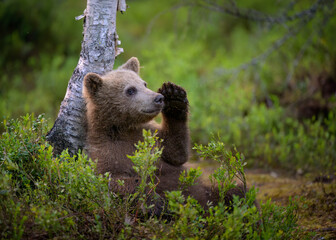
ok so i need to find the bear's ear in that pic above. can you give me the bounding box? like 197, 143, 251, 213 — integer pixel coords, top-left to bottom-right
84, 73, 103, 96
118, 57, 140, 74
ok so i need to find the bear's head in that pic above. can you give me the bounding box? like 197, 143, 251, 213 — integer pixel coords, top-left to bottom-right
83, 57, 164, 129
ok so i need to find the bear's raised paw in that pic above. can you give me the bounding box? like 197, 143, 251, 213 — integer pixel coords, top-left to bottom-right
158, 82, 189, 120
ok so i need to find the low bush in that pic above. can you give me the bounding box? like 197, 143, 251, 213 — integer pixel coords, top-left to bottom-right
0, 115, 307, 239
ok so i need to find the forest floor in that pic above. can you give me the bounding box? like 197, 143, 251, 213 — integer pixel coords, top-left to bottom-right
247, 169, 336, 239
186, 162, 336, 239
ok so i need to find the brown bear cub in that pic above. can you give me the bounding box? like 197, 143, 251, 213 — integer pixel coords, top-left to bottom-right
83, 57, 245, 212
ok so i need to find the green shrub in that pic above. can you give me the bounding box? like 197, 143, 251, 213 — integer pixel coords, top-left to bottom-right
0, 114, 48, 188
0, 115, 117, 238
194, 141, 247, 201
0, 115, 305, 239
262, 112, 336, 173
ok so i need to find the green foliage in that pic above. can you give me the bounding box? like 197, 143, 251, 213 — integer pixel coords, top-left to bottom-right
178, 167, 202, 191
202, 98, 336, 173
0, 56, 78, 120
1, 0, 334, 237
0, 115, 116, 238
1, 0, 335, 174
194, 141, 247, 201
129, 130, 162, 196
127, 129, 164, 216
0, 114, 48, 188
0, 0, 84, 69
0, 0, 83, 120
261, 112, 336, 173
0, 116, 305, 239
160, 139, 302, 239
260, 198, 301, 239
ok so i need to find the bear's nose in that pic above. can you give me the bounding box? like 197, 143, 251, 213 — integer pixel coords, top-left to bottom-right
154, 94, 164, 105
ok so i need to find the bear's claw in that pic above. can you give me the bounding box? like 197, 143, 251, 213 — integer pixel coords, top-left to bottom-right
158, 82, 189, 120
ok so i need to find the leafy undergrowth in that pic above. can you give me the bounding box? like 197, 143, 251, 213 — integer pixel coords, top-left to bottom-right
248, 170, 336, 239
192, 159, 336, 239
0, 115, 310, 239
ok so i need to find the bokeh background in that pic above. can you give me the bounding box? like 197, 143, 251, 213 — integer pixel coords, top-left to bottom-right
1, 0, 335, 174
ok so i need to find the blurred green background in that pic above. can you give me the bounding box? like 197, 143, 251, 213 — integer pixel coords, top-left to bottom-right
1, 0, 335, 174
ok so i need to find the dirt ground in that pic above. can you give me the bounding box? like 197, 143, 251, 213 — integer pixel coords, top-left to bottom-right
186, 162, 336, 239
247, 169, 336, 239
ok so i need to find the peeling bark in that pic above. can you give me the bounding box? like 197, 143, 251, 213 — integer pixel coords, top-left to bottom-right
117, 0, 127, 13
47, 0, 124, 155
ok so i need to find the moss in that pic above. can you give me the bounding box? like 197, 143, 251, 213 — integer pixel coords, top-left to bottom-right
247, 171, 336, 239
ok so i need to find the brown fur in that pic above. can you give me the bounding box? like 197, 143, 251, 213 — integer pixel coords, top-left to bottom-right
83, 57, 246, 210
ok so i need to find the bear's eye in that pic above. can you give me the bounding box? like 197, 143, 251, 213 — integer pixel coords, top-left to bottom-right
144, 82, 147, 88
126, 87, 137, 96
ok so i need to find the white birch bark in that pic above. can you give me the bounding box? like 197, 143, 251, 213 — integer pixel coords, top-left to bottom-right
47, 0, 125, 155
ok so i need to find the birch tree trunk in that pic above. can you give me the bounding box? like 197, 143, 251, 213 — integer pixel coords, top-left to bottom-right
46, 0, 126, 155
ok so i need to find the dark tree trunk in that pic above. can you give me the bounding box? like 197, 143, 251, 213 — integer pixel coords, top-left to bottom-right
46, 0, 125, 155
